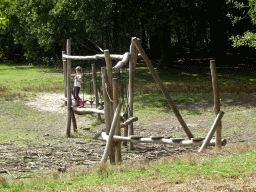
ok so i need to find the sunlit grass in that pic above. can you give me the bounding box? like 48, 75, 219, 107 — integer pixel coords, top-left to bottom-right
0, 63, 63, 97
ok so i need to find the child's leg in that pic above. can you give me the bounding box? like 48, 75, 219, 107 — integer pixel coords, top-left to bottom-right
76, 87, 81, 101
73, 87, 80, 107
73, 88, 77, 100
73, 87, 80, 100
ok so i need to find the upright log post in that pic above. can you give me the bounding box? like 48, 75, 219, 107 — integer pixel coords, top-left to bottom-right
71, 109, 77, 132
210, 60, 222, 149
133, 38, 194, 139
128, 37, 137, 150
66, 39, 72, 137
62, 51, 67, 103
123, 125, 128, 147
101, 102, 123, 164
113, 78, 121, 163
101, 67, 115, 164
92, 63, 101, 120
101, 67, 111, 134
104, 50, 114, 125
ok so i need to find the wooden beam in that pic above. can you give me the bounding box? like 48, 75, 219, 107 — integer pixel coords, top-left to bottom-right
120, 117, 138, 128
71, 109, 77, 132
198, 111, 225, 152
72, 107, 105, 115
210, 60, 222, 149
92, 63, 101, 120
62, 54, 125, 60
101, 67, 111, 134
66, 39, 72, 137
62, 51, 67, 102
101, 102, 123, 164
112, 52, 130, 72
128, 37, 138, 150
101, 132, 227, 147
113, 78, 121, 163
133, 38, 194, 139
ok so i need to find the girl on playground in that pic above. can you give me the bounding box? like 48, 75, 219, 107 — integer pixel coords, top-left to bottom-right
73, 66, 84, 107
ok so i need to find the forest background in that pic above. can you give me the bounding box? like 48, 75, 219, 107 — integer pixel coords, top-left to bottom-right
1, 0, 256, 68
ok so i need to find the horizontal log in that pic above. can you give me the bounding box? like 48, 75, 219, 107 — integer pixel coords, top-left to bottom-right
62, 53, 141, 61
112, 52, 130, 72
71, 106, 126, 118
101, 132, 227, 147
120, 116, 138, 128
72, 107, 105, 115
62, 54, 124, 60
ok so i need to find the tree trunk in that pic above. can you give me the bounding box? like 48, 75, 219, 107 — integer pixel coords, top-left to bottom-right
208, 1, 228, 60
159, 30, 174, 69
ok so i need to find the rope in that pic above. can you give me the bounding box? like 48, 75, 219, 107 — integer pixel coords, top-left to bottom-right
105, 82, 114, 103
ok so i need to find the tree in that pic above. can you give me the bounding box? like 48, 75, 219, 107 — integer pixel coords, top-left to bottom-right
0, 0, 23, 61
228, 0, 256, 47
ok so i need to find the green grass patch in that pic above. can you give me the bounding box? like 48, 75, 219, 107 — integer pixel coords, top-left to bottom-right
0, 63, 63, 97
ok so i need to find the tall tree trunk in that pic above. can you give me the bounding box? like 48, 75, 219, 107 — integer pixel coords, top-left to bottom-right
159, 29, 173, 69
148, 34, 160, 61
207, 1, 228, 60
112, 0, 119, 53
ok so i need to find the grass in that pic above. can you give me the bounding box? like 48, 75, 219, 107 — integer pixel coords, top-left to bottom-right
0, 62, 256, 191
0, 63, 63, 98
0, 143, 255, 191
134, 67, 256, 95
0, 99, 63, 146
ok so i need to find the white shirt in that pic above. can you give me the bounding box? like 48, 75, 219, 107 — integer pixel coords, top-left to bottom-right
74, 74, 82, 87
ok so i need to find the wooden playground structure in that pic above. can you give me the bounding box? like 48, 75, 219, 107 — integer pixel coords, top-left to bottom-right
62, 37, 227, 164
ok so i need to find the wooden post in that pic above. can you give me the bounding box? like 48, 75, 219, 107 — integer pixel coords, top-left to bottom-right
101, 67, 115, 164
128, 37, 137, 150
133, 38, 194, 139
62, 51, 67, 103
198, 111, 225, 152
104, 50, 113, 122
113, 78, 121, 163
102, 132, 227, 147
66, 39, 72, 137
210, 60, 222, 149
101, 67, 111, 134
123, 125, 128, 146
71, 109, 77, 132
101, 102, 123, 164
92, 63, 101, 120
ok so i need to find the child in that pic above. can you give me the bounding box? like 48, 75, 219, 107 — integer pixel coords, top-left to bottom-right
73, 66, 84, 107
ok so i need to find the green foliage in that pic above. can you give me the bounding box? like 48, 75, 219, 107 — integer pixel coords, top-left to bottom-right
230, 31, 256, 47
228, 0, 256, 47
